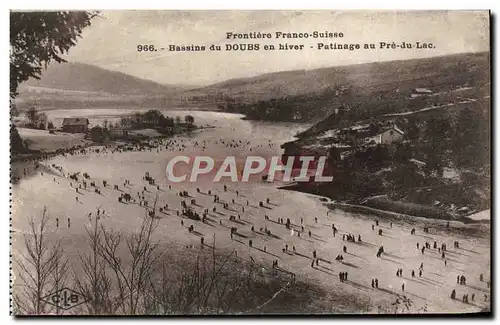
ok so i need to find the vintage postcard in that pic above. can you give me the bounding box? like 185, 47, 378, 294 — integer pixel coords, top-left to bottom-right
10, 10, 491, 315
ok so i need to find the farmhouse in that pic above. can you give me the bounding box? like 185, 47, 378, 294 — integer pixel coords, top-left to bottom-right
341, 124, 404, 145
363, 125, 404, 145
410, 87, 433, 98
62, 118, 89, 133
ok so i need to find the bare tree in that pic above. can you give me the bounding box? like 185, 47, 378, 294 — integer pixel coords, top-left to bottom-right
97, 209, 161, 314
50, 252, 69, 315
13, 207, 67, 315
74, 215, 113, 315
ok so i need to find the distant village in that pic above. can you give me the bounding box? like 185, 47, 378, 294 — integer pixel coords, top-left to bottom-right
11, 108, 198, 153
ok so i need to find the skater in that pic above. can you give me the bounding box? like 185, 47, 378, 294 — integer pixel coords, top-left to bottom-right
67, 217, 71, 228
56, 218, 59, 228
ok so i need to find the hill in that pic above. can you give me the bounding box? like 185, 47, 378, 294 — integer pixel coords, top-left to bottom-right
21, 62, 191, 95
182, 52, 489, 102
204, 52, 489, 122
14, 52, 489, 115
15, 62, 197, 110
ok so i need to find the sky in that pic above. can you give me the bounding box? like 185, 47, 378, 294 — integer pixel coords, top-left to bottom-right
64, 10, 490, 86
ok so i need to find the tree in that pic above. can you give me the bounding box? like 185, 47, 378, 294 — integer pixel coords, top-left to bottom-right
453, 106, 489, 169
184, 115, 195, 126
395, 143, 412, 163
25, 106, 38, 128
405, 119, 419, 141
175, 116, 181, 124
75, 216, 113, 315
120, 117, 130, 128
47, 121, 54, 130
90, 126, 106, 143
10, 125, 25, 153
10, 101, 20, 117
10, 11, 99, 99
13, 208, 67, 315
37, 112, 48, 129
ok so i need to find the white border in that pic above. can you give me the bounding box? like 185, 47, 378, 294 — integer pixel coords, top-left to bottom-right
1, 1, 497, 324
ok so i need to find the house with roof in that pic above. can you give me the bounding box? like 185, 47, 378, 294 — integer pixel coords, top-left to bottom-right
363, 125, 405, 145
341, 124, 404, 146
62, 118, 89, 133
410, 88, 433, 98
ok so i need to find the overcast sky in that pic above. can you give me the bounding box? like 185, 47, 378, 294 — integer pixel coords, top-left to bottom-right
64, 10, 490, 86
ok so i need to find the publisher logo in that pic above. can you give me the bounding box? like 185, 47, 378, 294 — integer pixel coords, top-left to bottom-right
40, 287, 89, 310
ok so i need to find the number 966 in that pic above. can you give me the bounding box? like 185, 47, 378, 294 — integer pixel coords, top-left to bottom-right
137, 45, 156, 52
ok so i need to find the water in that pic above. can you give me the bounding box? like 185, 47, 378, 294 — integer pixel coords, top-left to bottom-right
45, 108, 310, 144
13, 109, 314, 227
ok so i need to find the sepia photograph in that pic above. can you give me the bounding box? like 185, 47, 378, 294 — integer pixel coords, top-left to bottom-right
9, 10, 491, 316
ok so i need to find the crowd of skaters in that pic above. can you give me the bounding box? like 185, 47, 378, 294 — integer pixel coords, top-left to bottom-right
22, 134, 491, 312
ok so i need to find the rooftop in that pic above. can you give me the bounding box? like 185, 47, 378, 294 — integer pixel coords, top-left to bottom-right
62, 118, 90, 126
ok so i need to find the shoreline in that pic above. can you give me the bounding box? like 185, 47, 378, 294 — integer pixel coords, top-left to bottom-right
280, 183, 489, 226
329, 202, 490, 226
11, 124, 210, 162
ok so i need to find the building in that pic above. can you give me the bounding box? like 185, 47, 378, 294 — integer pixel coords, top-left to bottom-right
363, 125, 404, 145
410, 88, 433, 98
62, 118, 89, 133
341, 124, 404, 146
